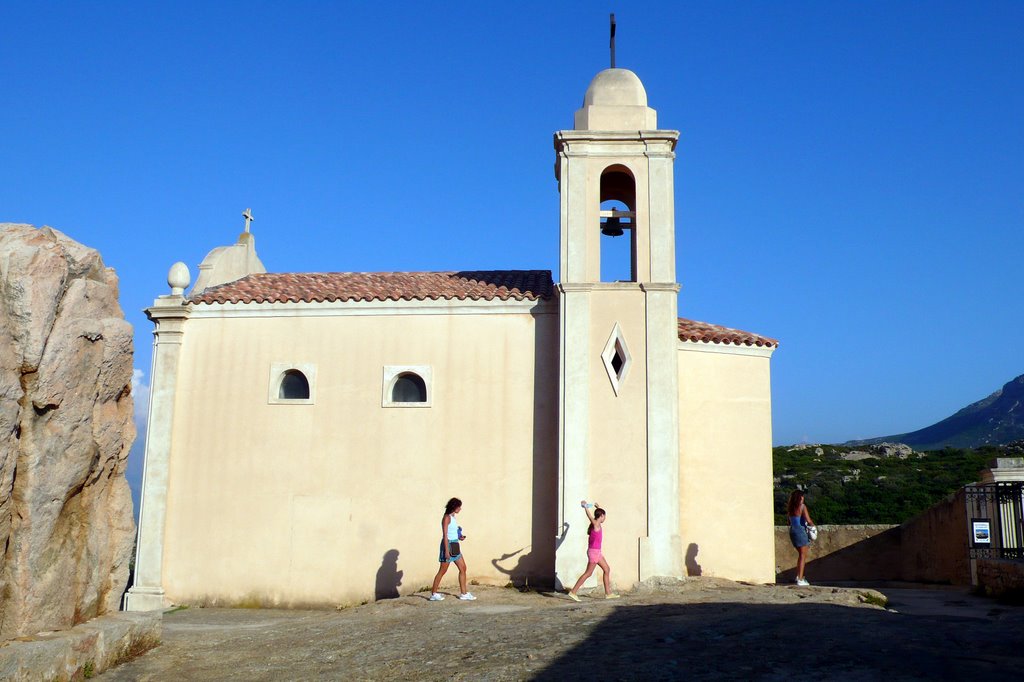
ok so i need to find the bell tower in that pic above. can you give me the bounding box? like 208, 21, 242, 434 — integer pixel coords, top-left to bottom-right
554, 66, 683, 587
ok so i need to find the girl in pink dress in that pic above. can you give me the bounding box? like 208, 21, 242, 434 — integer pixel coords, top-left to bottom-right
567, 500, 619, 601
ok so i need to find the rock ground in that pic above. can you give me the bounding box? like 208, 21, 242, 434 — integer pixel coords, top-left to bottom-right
101, 579, 1024, 680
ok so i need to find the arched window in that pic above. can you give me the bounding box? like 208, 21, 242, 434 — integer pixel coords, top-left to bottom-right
599, 165, 637, 283
268, 363, 316, 405
392, 372, 427, 403
382, 365, 433, 408
279, 370, 310, 400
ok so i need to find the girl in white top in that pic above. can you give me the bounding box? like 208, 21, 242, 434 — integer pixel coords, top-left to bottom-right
429, 497, 475, 601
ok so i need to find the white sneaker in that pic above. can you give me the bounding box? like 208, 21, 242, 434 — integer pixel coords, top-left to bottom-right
429, 593, 444, 601
458, 592, 477, 601
796, 578, 810, 586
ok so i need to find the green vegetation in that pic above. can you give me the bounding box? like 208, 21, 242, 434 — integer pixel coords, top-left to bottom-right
858, 591, 889, 608
773, 444, 1001, 524
113, 634, 162, 669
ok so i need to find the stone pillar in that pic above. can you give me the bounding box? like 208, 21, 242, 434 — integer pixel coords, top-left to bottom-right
644, 142, 677, 284
639, 142, 683, 580
979, 458, 1024, 483
125, 266, 191, 611
639, 283, 683, 580
554, 283, 592, 590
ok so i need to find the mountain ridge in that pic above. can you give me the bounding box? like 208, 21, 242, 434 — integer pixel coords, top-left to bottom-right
846, 373, 1024, 450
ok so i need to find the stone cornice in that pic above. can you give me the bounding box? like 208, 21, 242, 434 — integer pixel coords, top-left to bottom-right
557, 282, 680, 294
146, 297, 191, 321
554, 130, 679, 156
145, 297, 191, 343
556, 282, 597, 293
640, 282, 681, 293
554, 130, 679, 145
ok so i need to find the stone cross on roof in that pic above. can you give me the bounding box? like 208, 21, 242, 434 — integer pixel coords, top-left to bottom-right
242, 208, 254, 233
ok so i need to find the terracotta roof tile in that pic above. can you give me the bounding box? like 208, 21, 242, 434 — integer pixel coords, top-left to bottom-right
677, 318, 778, 348
190, 271, 555, 305
190, 274, 774, 347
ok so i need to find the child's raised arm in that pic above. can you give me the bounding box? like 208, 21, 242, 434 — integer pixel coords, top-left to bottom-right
580, 500, 599, 522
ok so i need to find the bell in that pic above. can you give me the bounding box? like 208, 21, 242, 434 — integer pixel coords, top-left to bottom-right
601, 215, 624, 237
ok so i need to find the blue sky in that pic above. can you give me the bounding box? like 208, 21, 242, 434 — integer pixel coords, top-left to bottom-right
3, 1, 1022, 484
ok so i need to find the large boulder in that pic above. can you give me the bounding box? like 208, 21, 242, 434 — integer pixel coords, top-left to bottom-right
869, 442, 915, 460
0, 224, 136, 640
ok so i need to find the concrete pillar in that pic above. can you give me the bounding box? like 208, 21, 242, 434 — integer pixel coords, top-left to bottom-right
640, 283, 683, 579
554, 284, 593, 590
124, 290, 190, 611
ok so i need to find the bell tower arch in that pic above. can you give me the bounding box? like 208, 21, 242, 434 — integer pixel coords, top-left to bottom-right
599, 164, 637, 282
554, 67, 683, 587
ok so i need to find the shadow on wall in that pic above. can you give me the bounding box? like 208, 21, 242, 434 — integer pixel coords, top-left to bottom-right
777, 528, 902, 584
774, 488, 972, 586
375, 549, 403, 601
774, 485, 966, 581
492, 523, 569, 588
516, 307, 559, 589
685, 543, 702, 576
532, 602, 1016, 680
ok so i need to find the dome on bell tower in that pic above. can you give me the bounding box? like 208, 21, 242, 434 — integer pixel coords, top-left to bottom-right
583, 68, 649, 107
574, 68, 658, 131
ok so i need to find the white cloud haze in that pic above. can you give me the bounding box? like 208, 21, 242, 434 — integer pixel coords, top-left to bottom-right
127, 368, 149, 521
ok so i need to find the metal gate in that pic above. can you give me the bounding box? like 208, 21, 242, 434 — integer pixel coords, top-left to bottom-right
965, 482, 1024, 560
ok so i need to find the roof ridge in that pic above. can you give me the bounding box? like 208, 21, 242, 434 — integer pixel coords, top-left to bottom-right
189, 270, 555, 305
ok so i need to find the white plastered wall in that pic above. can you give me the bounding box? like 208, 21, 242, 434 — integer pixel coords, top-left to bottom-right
160, 302, 559, 606
579, 288, 649, 588
677, 342, 776, 584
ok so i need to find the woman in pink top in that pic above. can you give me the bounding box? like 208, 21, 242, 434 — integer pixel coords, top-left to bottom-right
567, 499, 619, 601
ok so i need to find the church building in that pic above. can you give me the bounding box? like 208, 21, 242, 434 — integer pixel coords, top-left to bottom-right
126, 64, 778, 610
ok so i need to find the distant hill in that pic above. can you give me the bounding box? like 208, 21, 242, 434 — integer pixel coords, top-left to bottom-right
846, 373, 1024, 451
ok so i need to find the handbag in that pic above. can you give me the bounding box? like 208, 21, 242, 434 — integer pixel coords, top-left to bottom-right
806, 525, 818, 541
448, 541, 461, 557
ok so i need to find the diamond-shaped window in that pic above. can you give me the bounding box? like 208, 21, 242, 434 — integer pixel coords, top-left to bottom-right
610, 352, 624, 375
601, 324, 632, 396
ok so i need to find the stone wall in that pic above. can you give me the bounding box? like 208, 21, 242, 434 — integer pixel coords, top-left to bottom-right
0, 224, 136, 639
0, 611, 160, 681
775, 525, 901, 582
899, 488, 970, 584
775, 489, 972, 585
976, 558, 1024, 598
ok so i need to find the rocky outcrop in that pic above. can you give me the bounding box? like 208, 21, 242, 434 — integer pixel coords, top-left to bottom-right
835, 444, 918, 461
839, 451, 877, 461
869, 442, 916, 459
0, 224, 136, 640
1002, 440, 1024, 454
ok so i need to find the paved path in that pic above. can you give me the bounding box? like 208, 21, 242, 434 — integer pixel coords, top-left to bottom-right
101, 579, 1024, 681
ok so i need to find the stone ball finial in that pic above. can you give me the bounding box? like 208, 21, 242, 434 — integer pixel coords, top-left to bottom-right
168, 262, 191, 296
